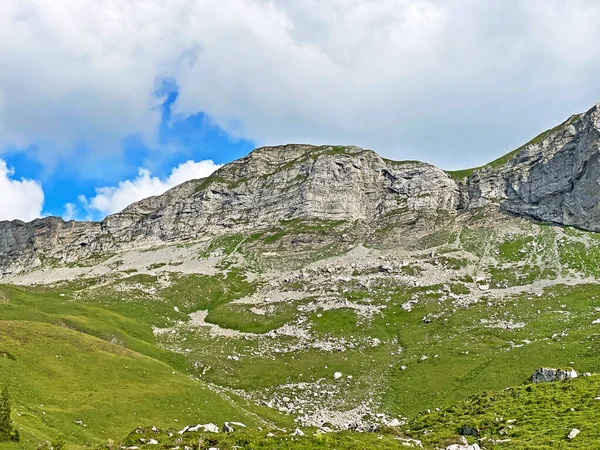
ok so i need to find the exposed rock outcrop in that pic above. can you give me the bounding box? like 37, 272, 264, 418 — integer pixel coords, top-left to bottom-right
464, 104, 600, 230
4, 102, 600, 273
0, 145, 460, 273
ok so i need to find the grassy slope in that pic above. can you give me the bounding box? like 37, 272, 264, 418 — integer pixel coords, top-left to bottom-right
0, 321, 256, 450
5, 220, 600, 447
0, 279, 284, 448
408, 374, 600, 449
110, 375, 600, 449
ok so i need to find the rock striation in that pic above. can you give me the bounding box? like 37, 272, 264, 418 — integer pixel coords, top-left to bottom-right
4, 102, 600, 273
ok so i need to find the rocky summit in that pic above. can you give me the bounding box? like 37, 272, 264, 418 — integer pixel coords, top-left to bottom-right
4, 104, 600, 449
4, 103, 600, 276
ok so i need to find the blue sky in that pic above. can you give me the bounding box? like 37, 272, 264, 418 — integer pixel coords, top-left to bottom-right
1, 83, 255, 220
2, 1, 600, 222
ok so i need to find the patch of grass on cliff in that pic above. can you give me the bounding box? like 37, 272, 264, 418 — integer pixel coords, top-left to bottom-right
444, 114, 583, 179
198, 234, 247, 258
261, 218, 348, 244
415, 230, 457, 250
445, 168, 481, 180
497, 235, 534, 263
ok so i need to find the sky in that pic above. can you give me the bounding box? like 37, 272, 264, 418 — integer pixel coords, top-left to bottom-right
2, 0, 600, 222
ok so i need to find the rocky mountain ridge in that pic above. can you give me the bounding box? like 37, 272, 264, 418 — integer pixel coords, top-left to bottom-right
2, 102, 600, 273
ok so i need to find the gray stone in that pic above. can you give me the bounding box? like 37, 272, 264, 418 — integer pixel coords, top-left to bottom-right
531, 367, 578, 383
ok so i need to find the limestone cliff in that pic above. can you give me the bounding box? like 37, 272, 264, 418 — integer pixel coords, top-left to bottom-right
464, 103, 600, 230
3, 102, 600, 273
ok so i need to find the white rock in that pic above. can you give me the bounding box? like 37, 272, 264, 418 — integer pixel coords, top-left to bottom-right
187, 423, 219, 433
334, 372, 343, 379
446, 444, 480, 450
567, 428, 580, 439
292, 428, 305, 436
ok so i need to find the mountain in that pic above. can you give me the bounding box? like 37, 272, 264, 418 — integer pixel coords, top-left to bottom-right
3, 103, 600, 275
4, 104, 600, 448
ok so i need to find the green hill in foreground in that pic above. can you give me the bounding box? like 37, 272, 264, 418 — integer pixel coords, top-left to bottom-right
111, 374, 600, 449
0, 321, 260, 449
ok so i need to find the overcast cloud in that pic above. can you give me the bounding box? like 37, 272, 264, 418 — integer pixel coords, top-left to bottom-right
2, 0, 600, 220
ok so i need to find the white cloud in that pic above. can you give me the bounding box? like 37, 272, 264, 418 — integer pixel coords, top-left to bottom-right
84, 160, 221, 215
2, 1, 600, 168
62, 202, 77, 221
0, 160, 44, 221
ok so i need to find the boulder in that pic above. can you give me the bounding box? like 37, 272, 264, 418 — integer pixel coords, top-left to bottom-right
531, 367, 578, 383
187, 423, 219, 433
460, 425, 479, 437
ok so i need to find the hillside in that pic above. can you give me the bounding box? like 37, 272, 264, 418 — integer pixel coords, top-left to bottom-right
3, 103, 600, 447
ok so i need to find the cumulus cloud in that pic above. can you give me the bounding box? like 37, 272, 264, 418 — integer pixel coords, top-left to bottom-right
2, 1, 600, 168
0, 160, 44, 221
84, 160, 221, 216
62, 202, 77, 221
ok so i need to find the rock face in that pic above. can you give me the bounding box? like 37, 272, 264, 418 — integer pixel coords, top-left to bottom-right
464, 103, 600, 230
0, 145, 460, 273
531, 367, 578, 383
4, 102, 600, 272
